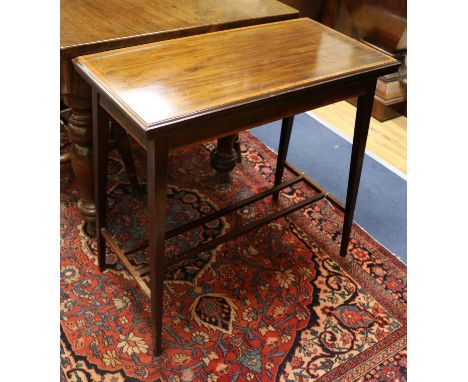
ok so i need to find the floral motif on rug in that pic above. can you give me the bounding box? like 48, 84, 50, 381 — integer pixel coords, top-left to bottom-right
60, 130, 406, 382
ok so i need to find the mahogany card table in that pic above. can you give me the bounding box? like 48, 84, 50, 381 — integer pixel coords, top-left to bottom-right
74, 18, 399, 356
60, 0, 298, 234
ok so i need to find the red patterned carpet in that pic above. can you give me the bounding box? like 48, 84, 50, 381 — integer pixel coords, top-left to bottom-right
60, 131, 407, 382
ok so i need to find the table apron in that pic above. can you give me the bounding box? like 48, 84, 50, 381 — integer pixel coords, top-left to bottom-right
163, 79, 370, 149
100, 96, 149, 150
99, 76, 375, 151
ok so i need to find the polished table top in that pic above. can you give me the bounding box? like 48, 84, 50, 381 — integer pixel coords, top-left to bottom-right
74, 18, 398, 134
60, 0, 298, 57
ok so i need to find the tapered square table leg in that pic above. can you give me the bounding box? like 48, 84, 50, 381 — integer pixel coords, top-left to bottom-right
147, 138, 169, 356
111, 122, 141, 196
340, 80, 377, 257
273, 116, 294, 201
92, 90, 109, 271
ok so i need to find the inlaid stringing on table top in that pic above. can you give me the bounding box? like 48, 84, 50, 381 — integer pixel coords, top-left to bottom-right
74, 18, 397, 136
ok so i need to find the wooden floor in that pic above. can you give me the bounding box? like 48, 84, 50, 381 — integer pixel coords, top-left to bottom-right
309, 101, 407, 174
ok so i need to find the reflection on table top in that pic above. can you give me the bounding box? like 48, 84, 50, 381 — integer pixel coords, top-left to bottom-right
60, 0, 298, 57
74, 19, 397, 131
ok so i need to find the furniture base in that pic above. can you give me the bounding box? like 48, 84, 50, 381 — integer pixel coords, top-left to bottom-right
210, 134, 242, 183
348, 75, 406, 122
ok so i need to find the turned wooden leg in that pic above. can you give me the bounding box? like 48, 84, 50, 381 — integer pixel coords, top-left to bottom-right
61, 58, 98, 235
233, 134, 242, 163
210, 134, 239, 183
273, 116, 294, 201
111, 121, 141, 195
92, 90, 109, 271
147, 138, 169, 356
340, 80, 377, 257
60, 151, 72, 163
65, 97, 96, 235
60, 118, 71, 163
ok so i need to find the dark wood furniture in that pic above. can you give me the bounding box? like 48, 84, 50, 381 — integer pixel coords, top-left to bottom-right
61, 0, 299, 234
321, 0, 407, 121
74, 18, 398, 356
279, 0, 324, 19
61, 108, 140, 193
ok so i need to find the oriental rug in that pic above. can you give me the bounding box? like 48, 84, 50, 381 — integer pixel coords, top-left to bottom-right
60, 129, 407, 382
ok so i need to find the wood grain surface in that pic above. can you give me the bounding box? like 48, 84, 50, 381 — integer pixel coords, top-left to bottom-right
75, 18, 397, 133
61, 0, 298, 57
